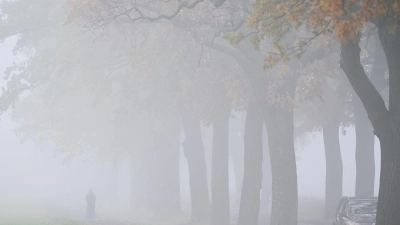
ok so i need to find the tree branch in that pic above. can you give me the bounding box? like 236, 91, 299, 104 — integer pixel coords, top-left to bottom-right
340, 40, 389, 135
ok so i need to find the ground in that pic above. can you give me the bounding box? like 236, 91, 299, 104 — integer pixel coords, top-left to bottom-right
0, 216, 332, 225
0, 196, 331, 225
0, 218, 138, 225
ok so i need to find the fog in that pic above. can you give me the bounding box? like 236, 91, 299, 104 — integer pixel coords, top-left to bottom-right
0, 104, 382, 224
0, 1, 392, 225
0, 107, 382, 199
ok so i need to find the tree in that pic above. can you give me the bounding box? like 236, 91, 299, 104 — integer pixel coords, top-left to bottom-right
2, 1, 256, 222
177, 47, 249, 224
246, 1, 400, 224
294, 53, 353, 219
1, 1, 330, 225
354, 34, 387, 198
229, 111, 245, 208
237, 102, 263, 225
1, 0, 179, 216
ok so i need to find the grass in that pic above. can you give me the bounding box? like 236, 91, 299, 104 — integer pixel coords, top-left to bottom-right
0, 218, 150, 225
298, 195, 326, 221
0, 218, 84, 225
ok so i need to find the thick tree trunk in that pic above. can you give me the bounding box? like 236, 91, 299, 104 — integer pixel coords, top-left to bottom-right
107, 166, 119, 204
322, 121, 343, 219
211, 107, 231, 225
153, 115, 182, 217
237, 104, 263, 225
263, 104, 298, 225
130, 152, 147, 209
261, 125, 272, 213
129, 112, 157, 212
180, 110, 211, 223
230, 111, 245, 207
354, 96, 375, 197
146, 149, 158, 212
375, 27, 400, 225
130, 150, 157, 211
376, 134, 400, 225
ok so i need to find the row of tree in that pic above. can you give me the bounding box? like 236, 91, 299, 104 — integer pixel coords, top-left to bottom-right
0, 0, 398, 225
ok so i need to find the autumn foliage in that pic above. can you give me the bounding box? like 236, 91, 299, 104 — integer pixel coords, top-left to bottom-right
245, 0, 400, 66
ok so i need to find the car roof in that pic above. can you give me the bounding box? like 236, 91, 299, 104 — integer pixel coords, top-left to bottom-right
348, 197, 378, 200
340, 196, 378, 202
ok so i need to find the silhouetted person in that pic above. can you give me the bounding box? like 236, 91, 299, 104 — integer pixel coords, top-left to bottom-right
86, 189, 96, 219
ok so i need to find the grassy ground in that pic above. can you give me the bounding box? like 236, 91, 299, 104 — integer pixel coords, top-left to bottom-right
0, 195, 151, 225
298, 195, 327, 221
0, 217, 199, 225
0, 218, 150, 225
0, 194, 328, 225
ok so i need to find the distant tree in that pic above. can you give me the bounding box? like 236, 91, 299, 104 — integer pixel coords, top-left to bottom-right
1, 1, 254, 222
1, 1, 332, 225
238, 101, 263, 225
0, 0, 183, 216
295, 57, 352, 219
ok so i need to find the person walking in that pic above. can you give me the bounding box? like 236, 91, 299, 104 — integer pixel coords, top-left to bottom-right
86, 188, 96, 219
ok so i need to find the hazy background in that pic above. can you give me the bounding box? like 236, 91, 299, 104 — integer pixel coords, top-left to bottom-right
1, 34, 381, 216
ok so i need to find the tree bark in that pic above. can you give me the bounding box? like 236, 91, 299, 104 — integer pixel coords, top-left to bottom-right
375, 26, 400, 225
237, 104, 263, 225
322, 121, 343, 219
262, 103, 298, 225
376, 134, 400, 225
180, 110, 211, 223
261, 125, 272, 213
210, 106, 231, 225
354, 96, 375, 197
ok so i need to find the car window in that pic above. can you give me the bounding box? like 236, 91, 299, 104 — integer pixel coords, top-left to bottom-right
348, 200, 377, 214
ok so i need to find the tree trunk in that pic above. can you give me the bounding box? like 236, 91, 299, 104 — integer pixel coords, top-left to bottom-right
128, 112, 158, 212
230, 111, 245, 208
261, 125, 272, 214
107, 166, 119, 204
354, 96, 375, 197
375, 26, 400, 225
237, 104, 263, 225
180, 110, 211, 223
376, 134, 400, 225
145, 148, 158, 213
322, 121, 343, 219
130, 152, 146, 209
211, 107, 231, 225
153, 115, 182, 217
263, 104, 298, 225
130, 150, 157, 212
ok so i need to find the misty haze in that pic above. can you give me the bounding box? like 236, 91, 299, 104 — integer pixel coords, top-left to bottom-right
0, 1, 398, 225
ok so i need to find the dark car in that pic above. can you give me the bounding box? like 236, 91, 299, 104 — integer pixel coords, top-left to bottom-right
333, 197, 377, 225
